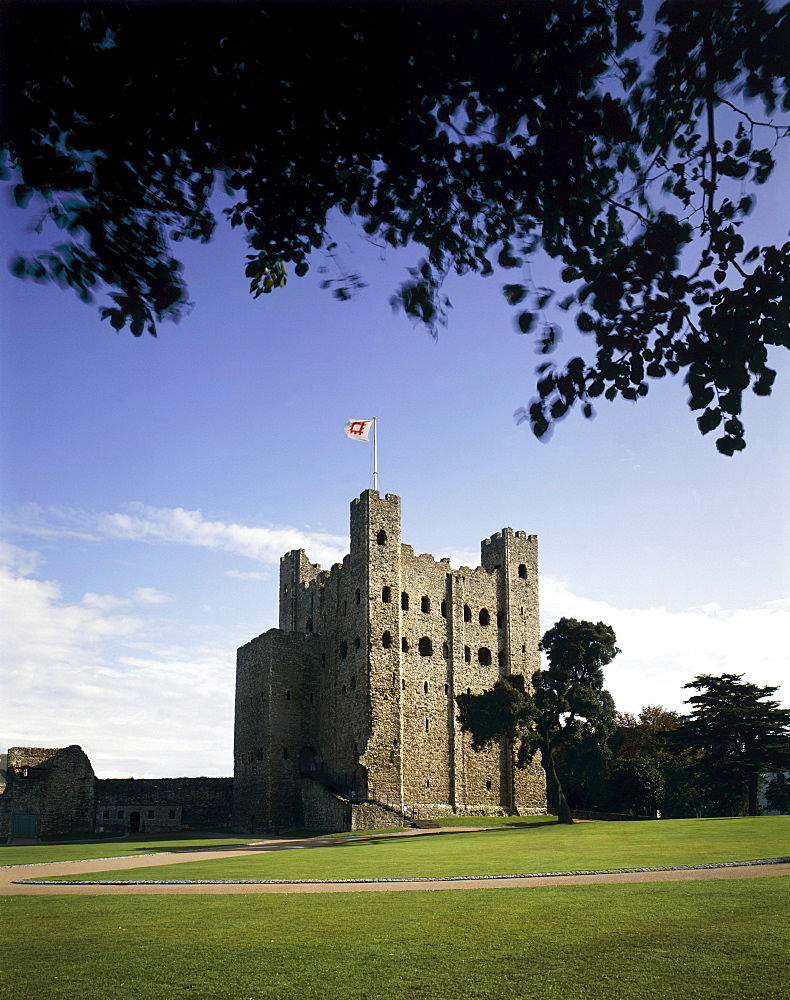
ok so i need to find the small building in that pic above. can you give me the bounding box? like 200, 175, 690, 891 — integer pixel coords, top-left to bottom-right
0, 745, 96, 839
0, 746, 233, 840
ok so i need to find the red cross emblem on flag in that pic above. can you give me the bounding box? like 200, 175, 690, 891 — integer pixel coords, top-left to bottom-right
344, 419, 373, 442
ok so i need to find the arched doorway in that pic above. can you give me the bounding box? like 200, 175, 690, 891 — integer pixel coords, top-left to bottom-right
129, 811, 141, 832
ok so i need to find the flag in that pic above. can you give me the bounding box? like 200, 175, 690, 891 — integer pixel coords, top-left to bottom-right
344, 419, 374, 442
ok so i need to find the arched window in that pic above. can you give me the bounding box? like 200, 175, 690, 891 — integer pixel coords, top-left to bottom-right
286, 689, 291, 701
464, 645, 471, 663
424, 681, 429, 693
382, 631, 393, 649
441, 600, 447, 618
463, 604, 472, 622
421, 596, 430, 613
518, 563, 528, 579
354, 634, 361, 649
418, 636, 433, 657
382, 586, 391, 603
479, 608, 490, 627
444, 683, 449, 695
376, 529, 387, 545
306, 617, 313, 633
356, 588, 361, 604
340, 641, 348, 660
478, 647, 492, 666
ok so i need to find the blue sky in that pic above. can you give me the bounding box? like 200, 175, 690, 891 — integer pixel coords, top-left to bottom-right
2, 179, 788, 778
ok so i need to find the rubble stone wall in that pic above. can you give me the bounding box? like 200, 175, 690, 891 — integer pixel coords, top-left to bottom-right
234, 490, 547, 834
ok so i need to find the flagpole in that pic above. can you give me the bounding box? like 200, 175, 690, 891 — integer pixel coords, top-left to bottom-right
373, 417, 378, 493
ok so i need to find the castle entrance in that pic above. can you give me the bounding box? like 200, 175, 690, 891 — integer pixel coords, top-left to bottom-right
11, 813, 38, 838
129, 811, 141, 832
353, 765, 369, 800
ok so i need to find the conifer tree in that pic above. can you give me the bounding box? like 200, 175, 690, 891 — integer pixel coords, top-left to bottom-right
672, 674, 790, 815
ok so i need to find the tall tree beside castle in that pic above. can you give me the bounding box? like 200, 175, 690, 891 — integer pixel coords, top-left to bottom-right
3, 1, 789, 453
458, 618, 619, 823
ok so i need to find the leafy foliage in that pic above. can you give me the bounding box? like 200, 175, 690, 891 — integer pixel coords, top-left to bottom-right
610, 704, 706, 817
606, 756, 665, 816
2, 1, 789, 451
670, 673, 790, 815
457, 618, 619, 823
764, 770, 790, 814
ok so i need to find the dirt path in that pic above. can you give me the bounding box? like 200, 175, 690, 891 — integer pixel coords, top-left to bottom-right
3, 829, 788, 895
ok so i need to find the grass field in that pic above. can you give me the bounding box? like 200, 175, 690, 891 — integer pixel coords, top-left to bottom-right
0, 835, 257, 868
4, 817, 788, 1000
33, 815, 790, 882
2, 880, 788, 1000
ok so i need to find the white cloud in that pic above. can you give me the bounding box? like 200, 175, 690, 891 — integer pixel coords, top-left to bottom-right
436, 547, 481, 570
0, 539, 41, 576
3, 537, 788, 782
7, 502, 348, 569
225, 569, 269, 581
0, 543, 233, 778
541, 577, 790, 715
95, 503, 348, 567
129, 586, 172, 605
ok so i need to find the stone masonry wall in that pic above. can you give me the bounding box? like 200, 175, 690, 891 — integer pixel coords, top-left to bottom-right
97, 777, 233, 833
0, 746, 96, 838
233, 490, 547, 834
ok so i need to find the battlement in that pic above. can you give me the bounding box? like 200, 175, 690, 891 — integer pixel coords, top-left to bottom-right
482, 528, 536, 546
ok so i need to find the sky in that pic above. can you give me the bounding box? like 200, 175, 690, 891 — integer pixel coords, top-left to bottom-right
2, 165, 789, 779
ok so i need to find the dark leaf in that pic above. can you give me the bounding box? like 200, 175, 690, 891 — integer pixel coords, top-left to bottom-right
517, 311, 536, 335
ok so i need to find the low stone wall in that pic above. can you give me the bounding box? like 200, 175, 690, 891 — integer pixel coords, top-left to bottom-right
349, 800, 406, 831
300, 779, 351, 833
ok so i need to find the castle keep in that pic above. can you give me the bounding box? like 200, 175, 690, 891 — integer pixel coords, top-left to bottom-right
234, 490, 546, 833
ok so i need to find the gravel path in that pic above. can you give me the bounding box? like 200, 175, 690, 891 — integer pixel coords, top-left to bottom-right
3, 829, 788, 896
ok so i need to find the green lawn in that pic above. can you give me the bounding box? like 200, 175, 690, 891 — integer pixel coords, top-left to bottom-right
0, 835, 258, 868
35, 815, 790, 882
2, 880, 788, 1000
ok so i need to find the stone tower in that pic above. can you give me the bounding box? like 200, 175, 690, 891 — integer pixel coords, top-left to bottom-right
233, 490, 545, 833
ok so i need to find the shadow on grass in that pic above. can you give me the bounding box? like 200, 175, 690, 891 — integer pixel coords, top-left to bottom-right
271, 821, 562, 852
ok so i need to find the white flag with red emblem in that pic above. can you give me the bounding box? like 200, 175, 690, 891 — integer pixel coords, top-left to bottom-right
344, 419, 374, 442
